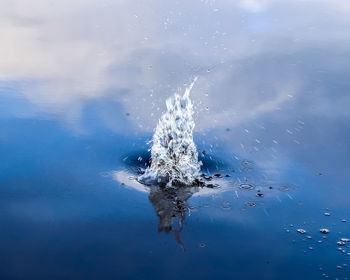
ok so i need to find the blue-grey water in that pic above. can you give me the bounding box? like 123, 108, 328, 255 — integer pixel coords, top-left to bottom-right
1, 1, 350, 279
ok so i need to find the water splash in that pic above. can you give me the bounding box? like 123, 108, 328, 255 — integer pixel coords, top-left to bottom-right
139, 77, 201, 187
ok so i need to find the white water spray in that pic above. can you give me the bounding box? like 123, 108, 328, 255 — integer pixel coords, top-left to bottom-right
139, 78, 201, 187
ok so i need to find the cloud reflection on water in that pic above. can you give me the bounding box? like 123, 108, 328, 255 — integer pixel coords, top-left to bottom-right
1, 0, 350, 130
1, 0, 350, 178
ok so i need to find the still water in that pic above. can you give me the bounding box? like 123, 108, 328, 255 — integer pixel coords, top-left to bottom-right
1, 1, 350, 279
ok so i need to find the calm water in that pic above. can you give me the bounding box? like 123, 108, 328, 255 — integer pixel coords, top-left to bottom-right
1, 1, 350, 279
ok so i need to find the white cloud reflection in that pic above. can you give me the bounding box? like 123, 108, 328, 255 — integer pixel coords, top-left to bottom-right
0, 0, 350, 133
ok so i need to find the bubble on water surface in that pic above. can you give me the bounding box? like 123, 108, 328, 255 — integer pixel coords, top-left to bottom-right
240, 183, 255, 190
246, 202, 256, 208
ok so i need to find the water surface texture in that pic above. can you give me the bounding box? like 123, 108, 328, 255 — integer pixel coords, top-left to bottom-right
1, 1, 350, 279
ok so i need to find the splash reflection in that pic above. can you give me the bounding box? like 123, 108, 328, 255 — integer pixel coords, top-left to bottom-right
114, 170, 224, 248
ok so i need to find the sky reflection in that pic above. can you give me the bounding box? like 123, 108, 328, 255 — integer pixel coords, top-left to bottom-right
1, 1, 350, 279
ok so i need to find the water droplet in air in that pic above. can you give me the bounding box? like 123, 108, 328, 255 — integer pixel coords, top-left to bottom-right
337, 241, 346, 246
199, 243, 206, 248
340, 238, 350, 242
297, 229, 307, 234
320, 228, 330, 234
324, 212, 331, 216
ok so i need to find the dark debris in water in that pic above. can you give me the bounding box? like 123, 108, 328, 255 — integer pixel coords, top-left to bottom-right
206, 183, 219, 188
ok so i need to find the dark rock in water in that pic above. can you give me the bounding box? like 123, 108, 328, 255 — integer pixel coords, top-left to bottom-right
204, 176, 212, 181
200, 173, 206, 177
225, 174, 230, 177
214, 173, 223, 178
206, 183, 219, 188
269, 186, 273, 189
256, 193, 264, 197
193, 178, 205, 187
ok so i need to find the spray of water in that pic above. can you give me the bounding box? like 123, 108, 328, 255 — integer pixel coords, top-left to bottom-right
138, 77, 201, 187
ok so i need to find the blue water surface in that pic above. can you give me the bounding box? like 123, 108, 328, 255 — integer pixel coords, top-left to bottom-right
1, 1, 350, 279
